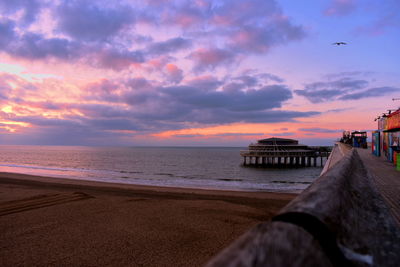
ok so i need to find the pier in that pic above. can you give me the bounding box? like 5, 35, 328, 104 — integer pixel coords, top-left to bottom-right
240, 137, 331, 167
207, 142, 400, 267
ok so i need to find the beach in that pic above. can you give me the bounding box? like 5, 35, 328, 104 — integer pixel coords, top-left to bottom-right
0, 172, 295, 266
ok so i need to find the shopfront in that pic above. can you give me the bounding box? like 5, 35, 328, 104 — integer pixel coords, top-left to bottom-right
383, 110, 400, 165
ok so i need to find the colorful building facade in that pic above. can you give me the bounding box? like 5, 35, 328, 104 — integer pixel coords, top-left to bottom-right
374, 110, 400, 169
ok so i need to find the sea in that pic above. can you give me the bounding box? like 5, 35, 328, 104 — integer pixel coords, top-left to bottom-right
0, 145, 325, 192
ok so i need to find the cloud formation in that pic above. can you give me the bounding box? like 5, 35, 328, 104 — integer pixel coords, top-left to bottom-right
1, 71, 320, 142
0, 0, 42, 25
188, 48, 236, 71
339, 86, 400, 100
0, 0, 306, 74
56, 1, 135, 42
295, 77, 400, 103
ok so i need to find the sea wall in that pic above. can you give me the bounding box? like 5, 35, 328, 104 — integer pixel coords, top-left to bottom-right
206, 149, 400, 267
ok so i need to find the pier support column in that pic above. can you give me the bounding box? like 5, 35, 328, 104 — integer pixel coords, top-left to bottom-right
262, 157, 266, 165
320, 156, 323, 166
243, 156, 246, 165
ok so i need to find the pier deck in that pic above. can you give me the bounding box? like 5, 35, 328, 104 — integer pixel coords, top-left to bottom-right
357, 147, 400, 225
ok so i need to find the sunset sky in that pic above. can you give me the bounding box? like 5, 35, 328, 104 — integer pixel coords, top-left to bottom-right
0, 0, 399, 146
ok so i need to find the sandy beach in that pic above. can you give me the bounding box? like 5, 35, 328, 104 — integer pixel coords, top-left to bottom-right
0, 172, 295, 266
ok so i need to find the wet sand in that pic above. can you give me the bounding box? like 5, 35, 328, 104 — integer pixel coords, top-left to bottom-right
0, 172, 295, 266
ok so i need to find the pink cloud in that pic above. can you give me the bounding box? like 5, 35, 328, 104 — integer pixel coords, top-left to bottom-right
187, 48, 235, 71
145, 56, 172, 71
324, 0, 357, 16
173, 14, 202, 27
165, 63, 183, 83
94, 49, 144, 70
229, 19, 305, 53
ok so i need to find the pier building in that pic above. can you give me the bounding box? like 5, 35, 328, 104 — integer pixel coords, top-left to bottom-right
240, 137, 330, 167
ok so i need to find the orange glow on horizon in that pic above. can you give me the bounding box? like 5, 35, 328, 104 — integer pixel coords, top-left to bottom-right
152, 122, 344, 140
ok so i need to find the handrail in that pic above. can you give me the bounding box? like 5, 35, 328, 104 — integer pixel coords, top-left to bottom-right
206, 149, 400, 267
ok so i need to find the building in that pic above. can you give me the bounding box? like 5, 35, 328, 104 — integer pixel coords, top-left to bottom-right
240, 137, 330, 167
374, 109, 400, 169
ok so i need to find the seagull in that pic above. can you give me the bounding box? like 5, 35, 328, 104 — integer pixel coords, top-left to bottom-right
332, 42, 347, 46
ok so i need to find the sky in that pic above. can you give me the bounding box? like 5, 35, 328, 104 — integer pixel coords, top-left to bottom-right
0, 0, 399, 146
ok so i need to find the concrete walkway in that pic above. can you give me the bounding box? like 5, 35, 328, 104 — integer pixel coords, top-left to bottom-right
356, 148, 400, 225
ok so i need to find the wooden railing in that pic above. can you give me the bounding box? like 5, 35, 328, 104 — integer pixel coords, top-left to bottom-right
206, 149, 400, 267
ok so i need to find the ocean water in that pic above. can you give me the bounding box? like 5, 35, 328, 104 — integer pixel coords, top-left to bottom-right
0, 145, 325, 192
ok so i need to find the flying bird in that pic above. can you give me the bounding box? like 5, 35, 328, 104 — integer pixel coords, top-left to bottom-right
332, 42, 347, 46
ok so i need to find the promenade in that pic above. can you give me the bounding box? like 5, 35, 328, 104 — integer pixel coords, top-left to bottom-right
357, 148, 400, 225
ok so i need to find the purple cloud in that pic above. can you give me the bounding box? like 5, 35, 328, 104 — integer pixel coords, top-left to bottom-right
211, 0, 280, 26
207, 0, 306, 54
56, 1, 135, 41
63, 74, 319, 130
257, 73, 284, 83
12, 33, 78, 60
0, 0, 42, 24
296, 76, 399, 103
0, 0, 307, 73
295, 77, 369, 103
93, 48, 145, 70
163, 2, 208, 27
339, 86, 400, 100
230, 23, 305, 53
184, 76, 222, 91
147, 37, 192, 56
188, 48, 236, 71
0, 19, 16, 47
164, 64, 184, 84
234, 75, 258, 88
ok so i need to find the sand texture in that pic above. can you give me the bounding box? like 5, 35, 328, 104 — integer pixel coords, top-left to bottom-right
0, 172, 295, 267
